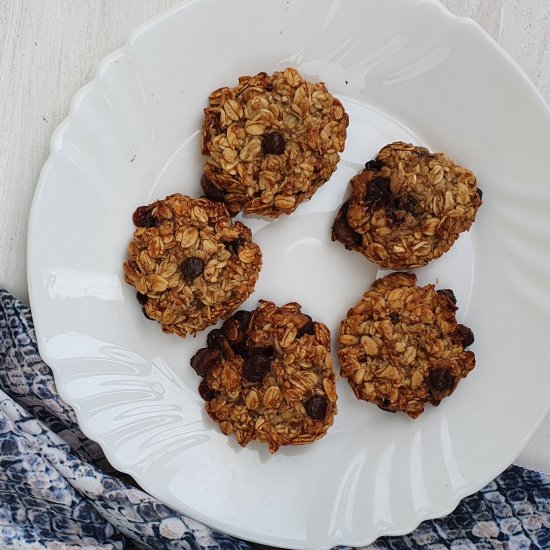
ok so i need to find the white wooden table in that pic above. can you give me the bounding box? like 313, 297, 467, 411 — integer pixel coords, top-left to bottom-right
1, 0, 549, 476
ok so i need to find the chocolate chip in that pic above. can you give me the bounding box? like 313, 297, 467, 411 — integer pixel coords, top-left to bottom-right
136, 292, 148, 306
243, 352, 272, 382
206, 329, 224, 349
304, 395, 328, 420
332, 201, 362, 248
296, 315, 315, 337
365, 176, 392, 209
364, 159, 384, 172
438, 289, 457, 305
190, 348, 221, 377
227, 238, 245, 255
262, 132, 286, 155
180, 257, 205, 281
200, 173, 225, 202
198, 380, 217, 401
265, 83, 274, 92
477, 188, 483, 200
142, 307, 154, 320
132, 205, 156, 227
452, 324, 475, 347
427, 367, 454, 391
232, 310, 251, 330
389, 312, 400, 324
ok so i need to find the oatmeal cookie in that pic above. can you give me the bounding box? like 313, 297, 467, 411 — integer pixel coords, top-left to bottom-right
201, 67, 349, 217
338, 272, 475, 418
123, 194, 262, 337
332, 142, 482, 268
190, 301, 337, 452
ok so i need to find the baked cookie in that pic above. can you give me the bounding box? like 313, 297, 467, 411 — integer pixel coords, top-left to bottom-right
123, 194, 262, 337
332, 142, 482, 269
201, 67, 349, 217
190, 300, 337, 452
338, 272, 475, 418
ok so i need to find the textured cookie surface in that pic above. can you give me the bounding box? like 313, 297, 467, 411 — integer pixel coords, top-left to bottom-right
332, 142, 482, 268
191, 301, 337, 452
123, 194, 262, 337
338, 272, 475, 418
201, 67, 349, 217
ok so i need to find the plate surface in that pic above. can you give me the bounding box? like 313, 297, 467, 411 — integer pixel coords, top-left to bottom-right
27, 0, 550, 548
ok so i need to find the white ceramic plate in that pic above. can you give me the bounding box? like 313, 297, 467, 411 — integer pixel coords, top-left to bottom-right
28, 0, 550, 548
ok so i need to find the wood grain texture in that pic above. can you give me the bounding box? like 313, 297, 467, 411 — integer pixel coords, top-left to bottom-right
0, 0, 549, 473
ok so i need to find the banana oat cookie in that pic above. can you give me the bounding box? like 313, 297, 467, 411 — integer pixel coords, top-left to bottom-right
201, 67, 349, 217
123, 194, 262, 338
332, 142, 482, 269
338, 272, 475, 418
190, 301, 337, 452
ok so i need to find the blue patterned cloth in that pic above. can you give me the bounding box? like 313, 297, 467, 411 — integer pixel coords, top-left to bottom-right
0, 288, 549, 550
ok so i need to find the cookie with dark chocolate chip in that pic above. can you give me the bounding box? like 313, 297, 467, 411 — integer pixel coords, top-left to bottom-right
338, 272, 475, 418
190, 300, 337, 452
122, 194, 262, 337
201, 67, 349, 217
332, 142, 482, 269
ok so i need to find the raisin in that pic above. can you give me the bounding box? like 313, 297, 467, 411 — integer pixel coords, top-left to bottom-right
451, 324, 474, 347
180, 257, 205, 280
198, 380, 217, 401
142, 307, 154, 320
386, 194, 420, 226
132, 205, 156, 227
332, 201, 362, 248
136, 292, 148, 305
227, 238, 245, 255
438, 289, 457, 305
190, 348, 221, 377
386, 206, 404, 227
427, 367, 454, 391
200, 173, 225, 202
249, 346, 276, 360
365, 176, 392, 209
364, 159, 384, 172
231, 342, 250, 358
206, 329, 224, 349
232, 310, 251, 330
242, 352, 272, 382
304, 395, 328, 420
221, 319, 243, 344
262, 132, 286, 155
389, 312, 400, 324
397, 195, 419, 215
296, 315, 315, 337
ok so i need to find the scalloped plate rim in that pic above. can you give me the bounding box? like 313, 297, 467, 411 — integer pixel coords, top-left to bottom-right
27, 0, 550, 548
